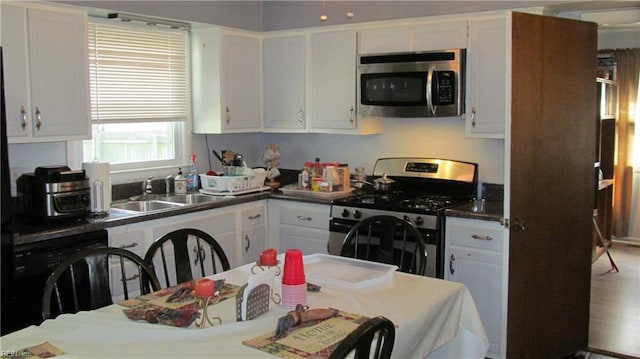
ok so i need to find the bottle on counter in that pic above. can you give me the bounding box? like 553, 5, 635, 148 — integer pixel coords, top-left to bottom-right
186, 154, 199, 192
174, 168, 187, 195
313, 157, 323, 179
298, 167, 310, 189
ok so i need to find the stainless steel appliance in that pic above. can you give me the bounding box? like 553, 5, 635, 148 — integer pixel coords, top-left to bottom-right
17, 166, 91, 223
329, 157, 478, 278
357, 49, 465, 118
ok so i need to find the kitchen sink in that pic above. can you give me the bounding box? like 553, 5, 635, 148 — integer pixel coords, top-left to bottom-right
158, 194, 222, 205
111, 200, 186, 213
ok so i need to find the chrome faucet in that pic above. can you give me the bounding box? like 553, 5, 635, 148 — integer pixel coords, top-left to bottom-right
144, 176, 154, 194
165, 174, 173, 195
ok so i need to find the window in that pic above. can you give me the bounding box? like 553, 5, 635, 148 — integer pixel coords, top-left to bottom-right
83, 19, 190, 175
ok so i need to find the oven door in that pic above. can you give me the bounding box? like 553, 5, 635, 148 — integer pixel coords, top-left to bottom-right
329, 217, 438, 278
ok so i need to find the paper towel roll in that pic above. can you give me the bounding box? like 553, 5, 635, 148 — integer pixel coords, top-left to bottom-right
82, 161, 111, 214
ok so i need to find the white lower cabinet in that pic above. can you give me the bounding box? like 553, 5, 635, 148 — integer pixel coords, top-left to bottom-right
268, 199, 330, 255
240, 203, 267, 265
107, 200, 268, 300
445, 217, 505, 358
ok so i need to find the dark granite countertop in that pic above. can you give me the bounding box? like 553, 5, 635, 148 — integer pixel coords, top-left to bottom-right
445, 199, 504, 223
13, 189, 341, 246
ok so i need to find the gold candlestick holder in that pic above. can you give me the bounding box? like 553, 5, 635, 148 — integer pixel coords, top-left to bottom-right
251, 260, 281, 276
195, 295, 222, 329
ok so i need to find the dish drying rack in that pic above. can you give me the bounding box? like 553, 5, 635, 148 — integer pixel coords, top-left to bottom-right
199, 168, 268, 195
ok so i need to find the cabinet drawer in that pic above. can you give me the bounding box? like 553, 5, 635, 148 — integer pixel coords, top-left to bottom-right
448, 219, 503, 252
241, 205, 265, 227
280, 205, 328, 230
108, 227, 146, 258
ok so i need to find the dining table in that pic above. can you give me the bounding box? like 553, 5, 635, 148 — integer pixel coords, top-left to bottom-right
0, 254, 489, 358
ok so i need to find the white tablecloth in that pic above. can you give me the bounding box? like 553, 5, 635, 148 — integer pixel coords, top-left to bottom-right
0, 255, 488, 358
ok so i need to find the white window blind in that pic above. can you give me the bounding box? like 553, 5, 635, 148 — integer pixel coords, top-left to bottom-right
88, 20, 189, 123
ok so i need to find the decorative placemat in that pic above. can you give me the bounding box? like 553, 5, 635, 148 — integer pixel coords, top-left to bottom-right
118, 280, 241, 310
242, 310, 369, 358
1, 342, 65, 359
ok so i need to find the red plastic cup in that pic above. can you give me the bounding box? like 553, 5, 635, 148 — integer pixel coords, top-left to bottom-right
282, 249, 305, 285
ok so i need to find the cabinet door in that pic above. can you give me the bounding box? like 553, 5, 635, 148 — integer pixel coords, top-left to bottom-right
2, 6, 89, 142
413, 21, 467, 51
242, 225, 267, 265
358, 26, 410, 54
280, 225, 329, 255
1, 5, 30, 139
448, 246, 503, 357
263, 36, 306, 130
310, 30, 357, 130
222, 34, 261, 131
466, 17, 506, 138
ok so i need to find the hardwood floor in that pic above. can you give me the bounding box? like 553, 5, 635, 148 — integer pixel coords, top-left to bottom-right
589, 241, 640, 358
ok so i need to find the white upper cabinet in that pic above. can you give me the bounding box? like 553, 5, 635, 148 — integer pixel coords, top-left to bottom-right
413, 21, 468, 51
1, 3, 89, 143
466, 17, 507, 138
262, 35, 306, 131
359, 21, 467, 54
309, 30, 358, 132
358, 26, 411, 54
192, 28, 262, 133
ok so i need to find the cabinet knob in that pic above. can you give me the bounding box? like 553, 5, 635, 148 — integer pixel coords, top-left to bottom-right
245, 234, 250, 252
471, 107, 477, 128
349, 106, 354, 123
20, 106, 27, 130
297, 109, 304, 124
297, 215, 312, 221
449, 253, 455, 275
118, 242, 139, 249
35, 107, 42, 130
226, 107, 231, 124
471, 234, 493, 241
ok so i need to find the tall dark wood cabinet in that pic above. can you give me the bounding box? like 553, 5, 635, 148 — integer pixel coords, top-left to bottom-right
506, 12, 597, 357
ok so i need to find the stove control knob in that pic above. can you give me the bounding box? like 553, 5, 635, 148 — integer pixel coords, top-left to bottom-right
353, 210, 362, 219
403, 215, 411, 222
414, 216, 424, 226
341, 209, 350, 218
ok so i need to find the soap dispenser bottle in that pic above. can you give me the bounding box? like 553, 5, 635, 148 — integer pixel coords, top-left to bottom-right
174, 168, 187, 195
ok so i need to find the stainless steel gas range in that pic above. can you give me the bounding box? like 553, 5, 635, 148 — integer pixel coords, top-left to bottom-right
329, 157, 478, 278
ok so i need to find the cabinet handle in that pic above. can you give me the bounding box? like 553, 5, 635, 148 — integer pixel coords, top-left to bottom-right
226, 107, 231, 124
35, 107, 42, 130
245, 234, 250, 252
349, 106, 354, 123
122, 273, 140, 282
193, 245, 206, 265
471, 234, 493, 241
449, 253, 455, 275
471, 107, 477, 128
298, 109, 304, 124
248, 214, 261, 220
297, 215, 312, 221
20, 106, 27, 130
118, 242, 139, 249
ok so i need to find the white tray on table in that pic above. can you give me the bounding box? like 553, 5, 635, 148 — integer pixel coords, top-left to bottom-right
303, 254, 398, 290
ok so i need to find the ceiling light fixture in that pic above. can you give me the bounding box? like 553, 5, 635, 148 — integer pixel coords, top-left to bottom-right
107, 12, 190, 30
321, 0, 328, 21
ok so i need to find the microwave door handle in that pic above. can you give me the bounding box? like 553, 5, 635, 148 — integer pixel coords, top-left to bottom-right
426, 65, 437, 115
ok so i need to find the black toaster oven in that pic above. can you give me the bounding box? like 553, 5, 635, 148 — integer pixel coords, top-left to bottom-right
17, 166, 90, 223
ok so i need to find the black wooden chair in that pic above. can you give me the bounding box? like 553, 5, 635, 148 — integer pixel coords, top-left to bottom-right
329, 316, 396, 359
340, 215, 427, 275
144, 228, 231, 288
42, 247, 161, 320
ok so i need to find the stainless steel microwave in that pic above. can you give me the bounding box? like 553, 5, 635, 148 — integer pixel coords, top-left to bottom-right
357, 49, 465, 118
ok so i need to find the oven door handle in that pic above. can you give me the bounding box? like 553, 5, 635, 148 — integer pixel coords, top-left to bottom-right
330, 221, 355, 233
